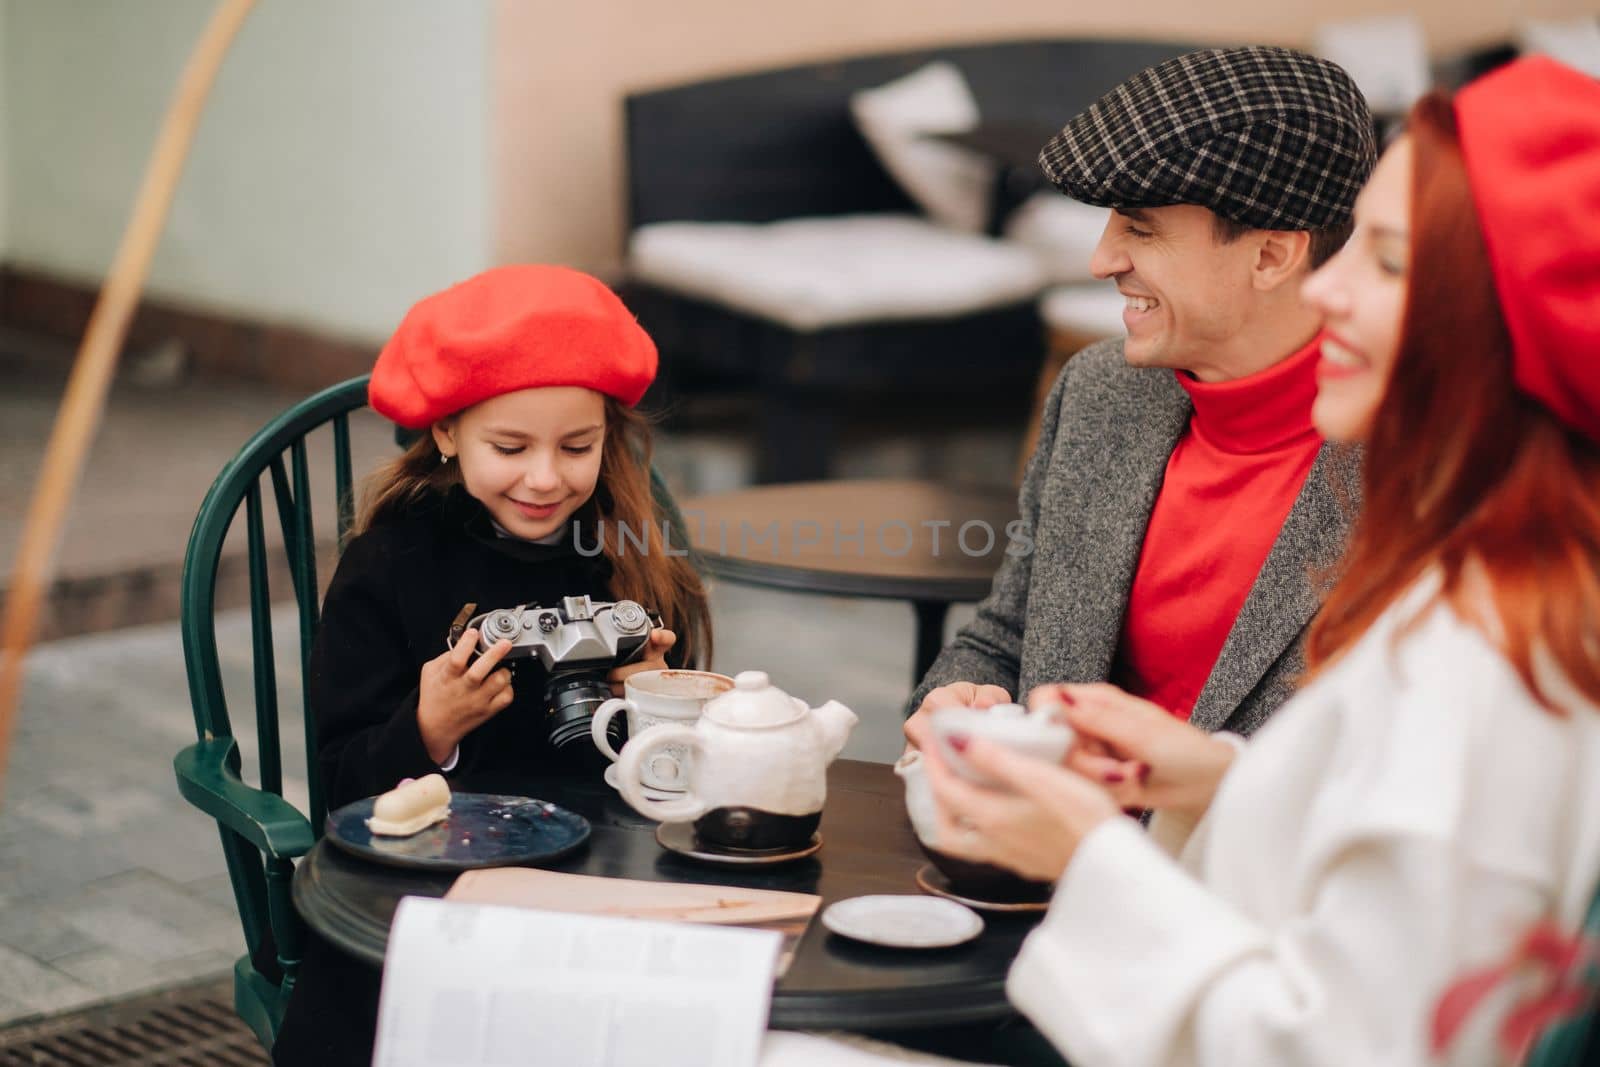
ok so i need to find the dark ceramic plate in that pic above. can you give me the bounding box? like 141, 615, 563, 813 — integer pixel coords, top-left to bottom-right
914, 864, 1051, 913
324, 793, 590, 871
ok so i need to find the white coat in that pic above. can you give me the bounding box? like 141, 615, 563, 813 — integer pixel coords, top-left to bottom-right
1008, 581, 1600, 1066
763, 580, 1600, 1067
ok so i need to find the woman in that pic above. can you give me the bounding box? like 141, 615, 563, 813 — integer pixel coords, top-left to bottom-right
918, 57, 1600, 1067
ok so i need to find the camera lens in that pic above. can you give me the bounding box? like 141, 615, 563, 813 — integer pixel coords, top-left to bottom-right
544, 671, 619, 751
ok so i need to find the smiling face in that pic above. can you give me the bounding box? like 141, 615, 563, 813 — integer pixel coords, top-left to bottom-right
432, 386, 606, 540
1089, 204, 1281, 379
1301, 137, 1412, 443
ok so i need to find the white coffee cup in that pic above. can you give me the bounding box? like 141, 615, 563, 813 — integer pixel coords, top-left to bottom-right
592, 669, 734, 792
928, 702, 1073, 788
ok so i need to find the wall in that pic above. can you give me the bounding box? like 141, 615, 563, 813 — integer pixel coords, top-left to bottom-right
3, 0, 1588, 336
493, 0, 1597, 274
0, 0, 10, 262
5, 0, 490, 342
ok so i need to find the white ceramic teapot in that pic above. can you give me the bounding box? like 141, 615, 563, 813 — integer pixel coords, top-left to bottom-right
616, 670, 858, 850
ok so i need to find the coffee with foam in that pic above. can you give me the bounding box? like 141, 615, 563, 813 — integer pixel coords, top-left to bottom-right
632, 669, 734, 702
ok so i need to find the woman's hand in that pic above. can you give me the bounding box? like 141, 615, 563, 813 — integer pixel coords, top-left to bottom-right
903, 681, 1013, 751
608, 628, 676, 696
416, 628, 515, 764
923, 735, 1121, 883
1038, 683, 1237, 821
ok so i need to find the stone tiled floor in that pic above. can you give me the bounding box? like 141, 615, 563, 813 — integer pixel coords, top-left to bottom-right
0, 337, 1017, 1027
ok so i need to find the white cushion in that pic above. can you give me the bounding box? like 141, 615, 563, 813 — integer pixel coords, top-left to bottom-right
1002, 194, 1110, 285
1518, 17, 1600, 76
1039, 283, 1126, 340
849, 62, 992, 233
629, 215, 1046, 332
1313, 14, 1430, 114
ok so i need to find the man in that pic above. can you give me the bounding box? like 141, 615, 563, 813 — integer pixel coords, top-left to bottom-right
907, 46, 1375, 745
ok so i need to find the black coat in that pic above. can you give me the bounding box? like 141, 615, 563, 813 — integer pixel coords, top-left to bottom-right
276, 486, 667, 1065
310, 485, 632, 809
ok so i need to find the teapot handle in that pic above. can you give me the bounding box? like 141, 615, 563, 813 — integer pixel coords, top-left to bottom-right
615, 723, 708, 823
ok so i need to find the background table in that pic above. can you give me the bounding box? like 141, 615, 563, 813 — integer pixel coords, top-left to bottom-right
680, 480, 1017, 685
928, 120, 1059, 236
293, 760, 1042, 1032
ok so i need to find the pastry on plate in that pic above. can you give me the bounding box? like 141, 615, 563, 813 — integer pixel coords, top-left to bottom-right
366, 773, 451, 836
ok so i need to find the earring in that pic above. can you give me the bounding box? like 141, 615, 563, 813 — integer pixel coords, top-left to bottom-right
440, 454, 452, 465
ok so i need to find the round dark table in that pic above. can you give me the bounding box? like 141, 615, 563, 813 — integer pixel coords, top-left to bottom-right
679, 480, 1017, 685
293, 760, 1042, 1031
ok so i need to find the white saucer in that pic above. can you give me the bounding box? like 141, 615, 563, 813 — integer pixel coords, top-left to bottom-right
820, 895, 983, 949
603, 763, 681, 802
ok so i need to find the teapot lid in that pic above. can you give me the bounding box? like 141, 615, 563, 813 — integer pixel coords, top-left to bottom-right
703, 671, 805, 728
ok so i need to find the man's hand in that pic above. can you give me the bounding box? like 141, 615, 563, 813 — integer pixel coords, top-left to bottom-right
903, 681, 1012, 751
416, 628, 515, 764
607, 628, 676, 696
1032, 682, 1237, 821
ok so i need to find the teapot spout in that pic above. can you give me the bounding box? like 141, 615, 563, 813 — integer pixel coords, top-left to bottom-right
812, 700, 859, 761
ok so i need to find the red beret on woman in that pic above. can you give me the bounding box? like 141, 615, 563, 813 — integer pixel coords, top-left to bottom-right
1456, 57, 1600, 441
368, 264, 658, 429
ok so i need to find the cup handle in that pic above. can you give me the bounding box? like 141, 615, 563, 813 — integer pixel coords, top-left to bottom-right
591, 697, 633, 762
616, 723, 707, 823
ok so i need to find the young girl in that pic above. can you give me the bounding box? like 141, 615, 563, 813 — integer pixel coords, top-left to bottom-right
893, 57, 1600, 1067
273, 264, 712, 1065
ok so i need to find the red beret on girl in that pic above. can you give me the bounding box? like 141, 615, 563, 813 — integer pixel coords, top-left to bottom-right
1456, 58, 1600, 442
368, 265, 658, 429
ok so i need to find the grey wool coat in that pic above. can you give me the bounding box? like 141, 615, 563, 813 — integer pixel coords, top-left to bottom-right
911, 339, 1361, 737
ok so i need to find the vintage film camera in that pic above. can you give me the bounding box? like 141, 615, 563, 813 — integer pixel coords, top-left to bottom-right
449, 596, 660, 750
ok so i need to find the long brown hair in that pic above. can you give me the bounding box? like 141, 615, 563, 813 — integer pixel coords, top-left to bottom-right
353, 398, 712, 668
1303, 93, 1600, 711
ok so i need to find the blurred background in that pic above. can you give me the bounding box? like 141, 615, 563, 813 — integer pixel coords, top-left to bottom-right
0, 0, 1596, 1056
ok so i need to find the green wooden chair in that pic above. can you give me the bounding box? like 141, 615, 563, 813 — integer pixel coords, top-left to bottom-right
173, 375, 367, 1049
1524, 877, 1600, 1066
173, 374, 695, 1051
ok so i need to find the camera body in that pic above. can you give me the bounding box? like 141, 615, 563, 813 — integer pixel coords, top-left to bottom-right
457, 596, 659, 750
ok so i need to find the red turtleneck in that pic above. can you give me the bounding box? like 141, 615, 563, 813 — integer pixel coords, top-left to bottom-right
1112, 336, 1324, 720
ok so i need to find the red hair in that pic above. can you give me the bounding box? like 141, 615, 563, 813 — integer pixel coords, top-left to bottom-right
1304, 93, 1600, 712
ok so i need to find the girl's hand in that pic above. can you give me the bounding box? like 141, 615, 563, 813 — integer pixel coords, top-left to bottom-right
416, 628, 515, 764
1037, 683, 1237, 821
608, 628, 676, 696
924, 735, 1120, 882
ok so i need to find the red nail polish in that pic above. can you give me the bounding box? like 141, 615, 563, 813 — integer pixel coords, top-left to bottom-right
1060, 691, 1077, 707
948, 734, 970, 752
1103, 771, 1125, 784
1137, 763, 1152, 784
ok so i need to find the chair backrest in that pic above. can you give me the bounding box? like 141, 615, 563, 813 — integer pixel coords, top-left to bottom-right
183, 376, 368, 827
623, 36, 1203, 230
180, 375, 369, 988
1525, 875, 1600, 1066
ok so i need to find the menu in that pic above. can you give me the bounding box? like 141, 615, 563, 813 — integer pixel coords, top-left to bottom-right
444, 867, 820, 975
373, 896, 784, 1067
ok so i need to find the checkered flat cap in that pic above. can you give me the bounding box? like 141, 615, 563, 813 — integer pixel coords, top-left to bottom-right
1039, 46, 1376, 231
